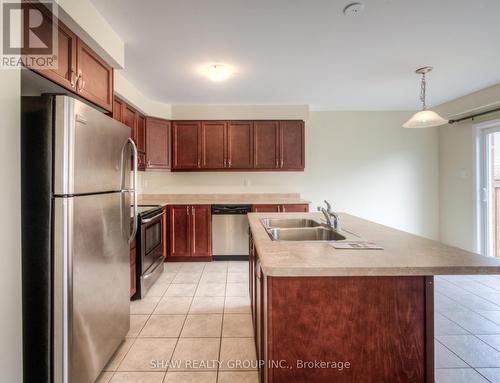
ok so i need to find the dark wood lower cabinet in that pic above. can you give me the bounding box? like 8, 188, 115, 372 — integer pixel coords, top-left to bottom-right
167, 205, 212, 261
252, 204, 309, 213
250, 236, 434, 383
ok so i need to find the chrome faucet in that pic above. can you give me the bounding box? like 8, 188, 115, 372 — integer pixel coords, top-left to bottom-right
318, 200, 340, 231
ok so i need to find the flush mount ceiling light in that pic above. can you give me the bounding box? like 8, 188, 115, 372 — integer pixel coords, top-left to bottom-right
343, 2, 365, 16
205, 64, 233, 82
403, 67, 448, 129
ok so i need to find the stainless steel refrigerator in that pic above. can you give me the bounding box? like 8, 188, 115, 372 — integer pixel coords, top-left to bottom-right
21, 95, 138, 383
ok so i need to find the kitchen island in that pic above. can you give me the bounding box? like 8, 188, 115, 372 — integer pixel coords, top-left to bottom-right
248, 212, 500, 383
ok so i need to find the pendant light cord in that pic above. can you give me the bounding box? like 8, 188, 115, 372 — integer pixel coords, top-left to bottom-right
420, 73, 427, 110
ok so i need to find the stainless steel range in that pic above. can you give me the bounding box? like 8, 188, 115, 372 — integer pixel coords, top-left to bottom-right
133, 205, 165, 299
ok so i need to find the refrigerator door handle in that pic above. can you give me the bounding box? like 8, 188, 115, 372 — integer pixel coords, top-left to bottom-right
129, 138, 138, 243
121, 138, 139, 243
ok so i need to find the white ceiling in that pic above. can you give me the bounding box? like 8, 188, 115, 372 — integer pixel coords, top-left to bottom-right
90, 0, 500, 110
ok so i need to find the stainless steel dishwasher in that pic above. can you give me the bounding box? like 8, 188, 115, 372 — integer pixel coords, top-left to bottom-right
212, 204, 252, 259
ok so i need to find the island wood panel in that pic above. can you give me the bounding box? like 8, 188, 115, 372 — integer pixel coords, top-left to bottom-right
266, 276, 432, 383
201, 121, 226, 169
227, 121, 254, 168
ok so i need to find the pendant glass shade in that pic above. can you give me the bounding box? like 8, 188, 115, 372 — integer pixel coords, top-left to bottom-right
402, 110, 449, 128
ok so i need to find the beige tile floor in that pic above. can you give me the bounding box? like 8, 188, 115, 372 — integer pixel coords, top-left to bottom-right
435, 275, 500, 383
96, 263, 500, 383
96, 261, 258, 383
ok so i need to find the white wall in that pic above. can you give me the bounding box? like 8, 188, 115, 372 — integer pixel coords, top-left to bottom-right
54, 0, 124, 67
0, 69, 22, 381
114, 71, 172, 119
140, 110, 440, 239
436, 84, 500, 251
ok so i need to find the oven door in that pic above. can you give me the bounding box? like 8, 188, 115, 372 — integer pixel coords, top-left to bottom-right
140, 211, 164, 273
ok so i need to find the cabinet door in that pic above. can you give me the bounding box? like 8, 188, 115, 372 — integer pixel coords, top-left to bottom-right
201, 121, 226, 169
280, 120, 305, 169
281, 204, 309, 212
146, 118, 171, 170
22, 5, 77, 91
252, 204, 281, 213
169, 206, 191, 257
172, 121, 201, 169
112, 97, 124, 122
227, 121, 253, 169
76, 39, 113, 112
137, 114, 147, 170
123, 105, 137, 141
254, 121, 279, 169
191, 205, 212, 257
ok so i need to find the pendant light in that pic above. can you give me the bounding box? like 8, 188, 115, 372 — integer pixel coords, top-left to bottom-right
403, 67, 448, 128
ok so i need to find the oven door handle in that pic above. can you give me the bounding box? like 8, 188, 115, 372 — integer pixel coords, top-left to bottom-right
143, 257, 164, 279
141, 212, 164, 223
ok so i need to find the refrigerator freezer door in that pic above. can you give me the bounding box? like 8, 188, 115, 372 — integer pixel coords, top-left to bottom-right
53, 96, 132, 195
54, 193, 130, 383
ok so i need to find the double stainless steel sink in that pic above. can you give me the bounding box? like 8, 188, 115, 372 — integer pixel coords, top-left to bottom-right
261, 218, 360, 242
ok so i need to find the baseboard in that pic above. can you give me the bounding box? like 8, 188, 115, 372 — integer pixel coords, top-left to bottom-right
213, 255, 249, 261
165, 256, 213, 262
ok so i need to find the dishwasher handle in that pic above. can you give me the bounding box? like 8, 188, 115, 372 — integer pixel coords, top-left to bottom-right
211, 204, 252, 215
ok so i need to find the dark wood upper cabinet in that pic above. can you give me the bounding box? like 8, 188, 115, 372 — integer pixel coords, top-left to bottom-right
25, 8, 78, 91
22, 4, 78, 91
146, 117, 171, 170
191, 205, 211, 256
123, 104, 137, 140
172, 121, 202, 169
112, 97, 124, 122
227, 121, 254, 169
201, 121, 226, 169
254, 121, 280, 169
280, 120, 305, 169
136, 114, 147, 170
76, 39, 113, 112
171, 119, 304, 172
169, 205, 191, 257
24, 5, 114, 112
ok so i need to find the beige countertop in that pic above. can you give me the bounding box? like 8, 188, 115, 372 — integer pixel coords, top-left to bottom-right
248, 212, 500, 277
138, 193, 310, 206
